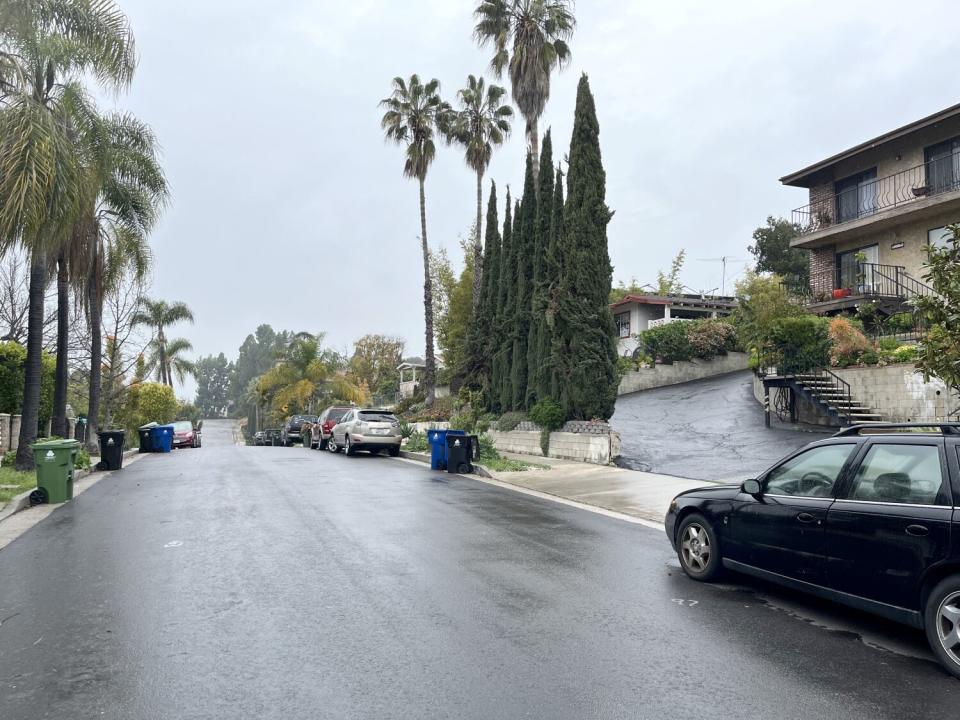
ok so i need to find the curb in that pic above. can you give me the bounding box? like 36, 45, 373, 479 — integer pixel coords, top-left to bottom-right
0, 447, 141, 525
398, 450, 493, 479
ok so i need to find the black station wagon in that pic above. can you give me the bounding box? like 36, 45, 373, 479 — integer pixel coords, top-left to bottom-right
665, 423, 960, 679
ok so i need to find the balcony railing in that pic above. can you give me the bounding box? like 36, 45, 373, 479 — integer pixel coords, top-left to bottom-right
797, 262, 936, 302
792, 149, 960, 233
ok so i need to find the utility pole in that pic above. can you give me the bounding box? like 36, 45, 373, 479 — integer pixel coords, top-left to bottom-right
697, 257, 743, 296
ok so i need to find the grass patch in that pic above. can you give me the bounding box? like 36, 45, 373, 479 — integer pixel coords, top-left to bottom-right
0, 465, 37, 507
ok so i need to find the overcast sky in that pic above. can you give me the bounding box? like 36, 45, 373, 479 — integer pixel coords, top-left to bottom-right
108, 0, 960, 400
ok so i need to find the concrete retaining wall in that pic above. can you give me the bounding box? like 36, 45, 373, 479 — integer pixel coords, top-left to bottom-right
752, 365, 960, 424
618, 352, 750, 395
487, 429, 619, 465
833, 364, 960, 422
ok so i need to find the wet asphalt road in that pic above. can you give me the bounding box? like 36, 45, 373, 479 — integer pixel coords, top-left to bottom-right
611, 370, 821, 481
1, 419, 958, 719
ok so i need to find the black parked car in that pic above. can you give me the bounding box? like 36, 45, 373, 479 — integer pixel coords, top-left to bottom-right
666, 423, 960, 679
281, 415, 317, 447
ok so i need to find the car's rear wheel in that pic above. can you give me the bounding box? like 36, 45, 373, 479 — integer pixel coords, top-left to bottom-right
345, 436, 356, 456
388, 446, 400, 457
924, 576, 960, 679
676, 513, 722, 582
319, 437, 328, 451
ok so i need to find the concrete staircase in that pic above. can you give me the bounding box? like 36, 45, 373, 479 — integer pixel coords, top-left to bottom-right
793, 372, 883, 426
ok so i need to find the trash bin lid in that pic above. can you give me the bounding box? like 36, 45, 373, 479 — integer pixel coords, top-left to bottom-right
97, 429, 127, 437
31, 438, 80, 450
139, 422, 158, 430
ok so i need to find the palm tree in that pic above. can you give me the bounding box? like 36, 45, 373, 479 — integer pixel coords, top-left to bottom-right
450, 75, 512, 309
473, 0, 575, 187
132, 298, 195, 387
145, 337, 195, 388
70, 111, 167, 451
0, 0, 136, 469
256, 335, 365, 419
380, 75, 452, 407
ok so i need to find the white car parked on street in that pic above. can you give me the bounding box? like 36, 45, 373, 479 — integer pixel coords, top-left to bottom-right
328, 409, 402, 456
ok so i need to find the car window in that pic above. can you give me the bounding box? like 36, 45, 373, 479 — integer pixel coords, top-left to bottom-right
359, 411, 396, 423
764, 445, 855, 498
848, 444, 949, 506
329, 409, 348, 423
173, 421, 192, 432
340, 411, 353, 423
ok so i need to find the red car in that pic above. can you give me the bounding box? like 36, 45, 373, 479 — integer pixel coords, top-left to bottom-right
172, 420, 202, 449
316, 406, 351, 451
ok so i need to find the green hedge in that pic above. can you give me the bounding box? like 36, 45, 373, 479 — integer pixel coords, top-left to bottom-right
639, 319, 739, 364
0, 342, 56, 429
767, 316, 831, 374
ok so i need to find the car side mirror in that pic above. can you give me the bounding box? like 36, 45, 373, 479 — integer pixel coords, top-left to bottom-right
742, 479, 762, 496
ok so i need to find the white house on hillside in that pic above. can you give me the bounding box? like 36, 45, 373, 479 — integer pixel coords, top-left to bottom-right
610, 293, 738, 356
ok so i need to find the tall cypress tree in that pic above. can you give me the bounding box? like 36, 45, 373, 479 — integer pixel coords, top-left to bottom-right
465, 181, 500, 394
510, 152, 537, 410
547, 165, 565, 401
554, 74, 617, 420
526, 130, 555, 407
491, 190, 513, 413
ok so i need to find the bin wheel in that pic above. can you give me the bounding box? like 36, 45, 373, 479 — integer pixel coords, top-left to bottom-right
456, 462, 472, 474
29, 488, 48, 506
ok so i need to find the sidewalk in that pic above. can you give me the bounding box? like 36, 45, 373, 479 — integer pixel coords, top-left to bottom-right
401, 450, 716, 526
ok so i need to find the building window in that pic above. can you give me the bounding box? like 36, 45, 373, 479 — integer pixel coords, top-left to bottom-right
615, 312, 631, 339
925, 137, 960, 194
835, 169, 877, 223
928, 226, 954, 250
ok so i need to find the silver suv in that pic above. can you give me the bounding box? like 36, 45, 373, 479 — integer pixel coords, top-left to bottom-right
329, 409, 402, 456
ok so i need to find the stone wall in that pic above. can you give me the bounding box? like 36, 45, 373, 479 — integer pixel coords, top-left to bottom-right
833, 364, 960, 422
618, 352, 750, 395
487, 429, 620, 465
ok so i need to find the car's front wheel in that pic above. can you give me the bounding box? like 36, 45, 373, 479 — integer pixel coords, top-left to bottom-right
925, 576, 960, 679
345, 436, 356, 456
327, 436, 340, 453
676, 513, 722, 582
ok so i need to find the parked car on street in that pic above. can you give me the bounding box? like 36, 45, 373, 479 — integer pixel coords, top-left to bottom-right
264, 428, 282, 446
316, 406, 351, 450
665, 422, 960, 679
172, 420, 201, 449
253, 431, 266, 446
328, 408, 401, 456
281, 415, 317, 447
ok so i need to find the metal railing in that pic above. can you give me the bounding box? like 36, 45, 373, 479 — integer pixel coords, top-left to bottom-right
797, 368, 854, 422
788, 262, 935, 302
793, 149, 960, 233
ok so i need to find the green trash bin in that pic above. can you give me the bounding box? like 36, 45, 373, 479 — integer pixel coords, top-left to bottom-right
31, 438, 80, 504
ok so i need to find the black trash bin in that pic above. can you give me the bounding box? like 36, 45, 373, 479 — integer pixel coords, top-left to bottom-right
98, 430, 126, 470
138, 423, 157, 453
446, 434, 480, 474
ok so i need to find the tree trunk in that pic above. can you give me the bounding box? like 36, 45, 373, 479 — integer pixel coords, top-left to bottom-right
419, 177, 436, 408
472, 170, 484, 311
529, 120, 540, 194
86, 266, 102, 454
15, 255, 47, 470
158, 329, 168, 386
51, 254, 69, 438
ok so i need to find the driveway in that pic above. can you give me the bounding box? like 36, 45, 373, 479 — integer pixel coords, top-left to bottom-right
611, 370, 821, 481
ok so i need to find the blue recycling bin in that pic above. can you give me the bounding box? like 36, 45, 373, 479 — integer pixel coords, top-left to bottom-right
428, 429, 465, 470
150, 424, 174, 453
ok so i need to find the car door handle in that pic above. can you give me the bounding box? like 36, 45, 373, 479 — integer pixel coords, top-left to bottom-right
796, 512, 818, 524
906, 524, 930, 537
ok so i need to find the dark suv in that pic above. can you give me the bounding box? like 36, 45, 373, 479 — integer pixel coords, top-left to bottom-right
666, 423, 960, 679
281, 415, 317, 447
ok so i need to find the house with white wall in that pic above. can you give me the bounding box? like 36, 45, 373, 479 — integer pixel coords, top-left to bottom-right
610, 294, 737, 356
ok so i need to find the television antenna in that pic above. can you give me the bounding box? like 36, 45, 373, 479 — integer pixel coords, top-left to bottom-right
697, 257, 742, 295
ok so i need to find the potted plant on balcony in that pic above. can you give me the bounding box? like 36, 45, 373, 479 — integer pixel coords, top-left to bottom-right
815, 209, 833, 228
